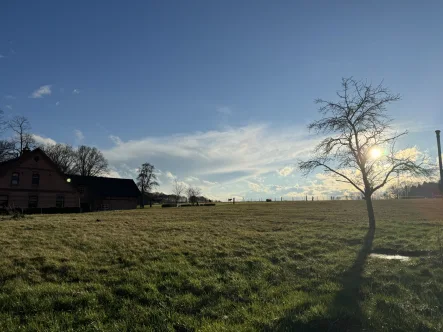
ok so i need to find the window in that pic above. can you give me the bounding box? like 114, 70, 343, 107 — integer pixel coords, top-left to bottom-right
56, 195, 65, 208
32, 173, 40, 185
11, 172, 19, 185
0, 195, 8, 208
78, 186, 85, 194
28, 196, 38, 208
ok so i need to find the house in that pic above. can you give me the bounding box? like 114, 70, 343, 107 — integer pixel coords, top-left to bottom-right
0, 148, 79, 209
67, 175, 140, 211
0, 148, 140, 212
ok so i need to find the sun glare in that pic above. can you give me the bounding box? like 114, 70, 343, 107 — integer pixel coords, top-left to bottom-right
369, 148, 382, 159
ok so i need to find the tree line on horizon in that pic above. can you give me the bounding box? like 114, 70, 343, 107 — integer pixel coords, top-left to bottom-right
136, 163, 205, 207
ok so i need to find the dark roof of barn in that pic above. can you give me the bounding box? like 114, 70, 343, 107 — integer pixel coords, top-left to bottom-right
66, 175, 141, 197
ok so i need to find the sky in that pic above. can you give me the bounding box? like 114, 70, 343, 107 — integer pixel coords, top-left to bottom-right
1, 1, 443, 200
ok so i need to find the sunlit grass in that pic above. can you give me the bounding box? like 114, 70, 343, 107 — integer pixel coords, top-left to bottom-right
0, 200, 442, 331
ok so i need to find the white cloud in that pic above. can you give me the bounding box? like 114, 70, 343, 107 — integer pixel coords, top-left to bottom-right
165, 171, 176, 180
109, 135, 123, 145
103, 169, 121, 178
278, 166, 294, 177
0, 54, 4, 59
72, 89, 80, 94
184, 176, 199, 182
248, 181, 268, 192
102, 124, 318, 199
5, 105, 12, 110
216, 106, 232, 115
32, 134, 56, 146
30, 85, 52, 98
4, 95, 15, 100
55, 101, 60, 106
74, 129, 85, 142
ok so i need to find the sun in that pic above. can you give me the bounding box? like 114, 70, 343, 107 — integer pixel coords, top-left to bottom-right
369, 147, 382, 159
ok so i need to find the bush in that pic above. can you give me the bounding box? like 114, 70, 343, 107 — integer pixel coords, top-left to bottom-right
200, 203, 216, 206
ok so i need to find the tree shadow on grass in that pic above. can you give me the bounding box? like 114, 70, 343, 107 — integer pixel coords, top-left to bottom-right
263, 227, 375, 332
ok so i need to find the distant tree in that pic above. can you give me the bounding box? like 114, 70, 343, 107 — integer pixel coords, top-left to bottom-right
0, 140, 15, 162
8, 115, 35, 156
41, 143, 76, 173
74, 145, 109, 176
137, 163, 159, 208
0, 110, 14, 162
186, 186, 202, 205
299, 78, 433, 231
172, 178, 186, 205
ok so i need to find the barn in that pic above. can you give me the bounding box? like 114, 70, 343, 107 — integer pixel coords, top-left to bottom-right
67, 175, 140, 211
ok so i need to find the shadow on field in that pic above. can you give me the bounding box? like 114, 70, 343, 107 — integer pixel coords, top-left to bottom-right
263, 228, 375, 332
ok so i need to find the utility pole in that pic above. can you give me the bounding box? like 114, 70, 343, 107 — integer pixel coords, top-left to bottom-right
436, 130, 443, 192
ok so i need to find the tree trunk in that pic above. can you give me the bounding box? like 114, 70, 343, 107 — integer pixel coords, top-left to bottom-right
365, 194, 376, 230
140, 188, 145, 208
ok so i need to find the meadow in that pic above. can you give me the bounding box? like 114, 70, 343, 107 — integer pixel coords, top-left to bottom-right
1, 200, 443, 331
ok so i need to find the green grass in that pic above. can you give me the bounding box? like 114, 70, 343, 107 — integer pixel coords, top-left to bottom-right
1, 200, 443, 331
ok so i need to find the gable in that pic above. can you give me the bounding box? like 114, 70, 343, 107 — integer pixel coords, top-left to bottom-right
0, 149, 76, 192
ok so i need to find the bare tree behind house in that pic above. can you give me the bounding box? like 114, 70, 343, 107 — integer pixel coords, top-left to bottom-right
172, 178, 186, 205
74, 145, 109, 176
0, 140, 15, 162
137, 163, 159, 208
41, 143, 77, 173
299, 78, 433, 230
8, 115, 35, 156
186, 185, 202, 205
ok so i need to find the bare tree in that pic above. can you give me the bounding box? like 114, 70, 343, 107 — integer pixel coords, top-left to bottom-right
0, 140, 15, 162
299, 78, 433, 230
0, 110, 14, 162
186, 185, 202, 205
8, 115, 35, 156
172, 179, 186, 205
137, 163, 159, 208
74, 145, 109, 176
41, 143, 76, 173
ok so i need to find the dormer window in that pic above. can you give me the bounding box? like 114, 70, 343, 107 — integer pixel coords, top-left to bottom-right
32, 173, 40, 185
11, 172, 19, 185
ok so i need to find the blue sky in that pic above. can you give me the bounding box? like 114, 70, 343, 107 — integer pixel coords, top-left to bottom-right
1, 1, 442, 199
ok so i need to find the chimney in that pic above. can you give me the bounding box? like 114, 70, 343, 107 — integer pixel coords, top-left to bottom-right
436, 130, 443, 192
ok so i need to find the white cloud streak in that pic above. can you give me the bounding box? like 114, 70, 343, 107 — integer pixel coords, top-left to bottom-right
102, 124, 318, 199
30, 85, 52, 98
278, 166, 294, 177
32, 134, 57, 146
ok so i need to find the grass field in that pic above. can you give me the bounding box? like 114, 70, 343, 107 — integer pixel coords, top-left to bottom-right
1, 200, 443, 331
